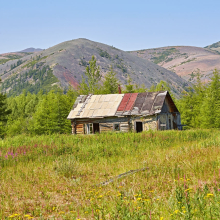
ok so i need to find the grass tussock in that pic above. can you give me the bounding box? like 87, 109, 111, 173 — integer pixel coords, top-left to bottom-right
0, 129, 220, 219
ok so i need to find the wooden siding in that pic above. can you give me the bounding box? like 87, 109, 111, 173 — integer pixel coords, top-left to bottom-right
76, 123, 84, 134
120, 122, 130, 132
100, 123, 113, 132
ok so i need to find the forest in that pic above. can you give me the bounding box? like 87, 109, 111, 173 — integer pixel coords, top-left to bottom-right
1, 55, 220, 137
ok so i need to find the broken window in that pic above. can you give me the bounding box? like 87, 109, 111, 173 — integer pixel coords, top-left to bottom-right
113, 123, 120, 131
87, 123, 93, 134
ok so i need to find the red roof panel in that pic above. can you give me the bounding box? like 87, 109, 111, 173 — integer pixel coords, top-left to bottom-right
117, 93, 131, 111
124, 93, 138, 111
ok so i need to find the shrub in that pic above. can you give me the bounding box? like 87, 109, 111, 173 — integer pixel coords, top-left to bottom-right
53, 154, 80, 178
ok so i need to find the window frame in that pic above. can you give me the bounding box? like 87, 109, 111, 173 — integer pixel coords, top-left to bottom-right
113, 123, 120, 131
87, 123, 93, 134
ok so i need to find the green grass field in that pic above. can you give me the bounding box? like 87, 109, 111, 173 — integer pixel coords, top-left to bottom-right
1, 130, 220, 219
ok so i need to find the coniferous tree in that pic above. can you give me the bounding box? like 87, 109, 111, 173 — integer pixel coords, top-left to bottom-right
200, 69, 220, 128
124, 77, 135, 93
101, 67, 119, 94
78, 76, 89, 95
176, 71, 204, 128
0, 78, 11, 137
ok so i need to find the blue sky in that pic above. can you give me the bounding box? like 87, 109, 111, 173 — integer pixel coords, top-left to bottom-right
1, 0, 220, 53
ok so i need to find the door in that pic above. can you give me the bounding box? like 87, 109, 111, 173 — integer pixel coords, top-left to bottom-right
136, 122, 143, 133
93, 123, 100, 134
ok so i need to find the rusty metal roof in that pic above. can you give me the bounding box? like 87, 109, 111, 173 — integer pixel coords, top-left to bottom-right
67, 91, 177, 119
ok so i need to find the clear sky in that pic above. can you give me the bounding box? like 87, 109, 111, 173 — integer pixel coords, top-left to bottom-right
1, 0, 220, 54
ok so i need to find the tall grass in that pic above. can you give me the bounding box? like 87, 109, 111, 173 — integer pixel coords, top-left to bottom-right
0, 129, 220, 219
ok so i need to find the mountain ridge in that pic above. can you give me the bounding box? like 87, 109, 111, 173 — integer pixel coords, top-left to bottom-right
0, 38, 189, 97
18, 48, 44, 53
130, 44, 220, 82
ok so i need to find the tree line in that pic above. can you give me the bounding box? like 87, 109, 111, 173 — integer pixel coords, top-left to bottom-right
0, 55, 220, 137
177, 69, 220, 129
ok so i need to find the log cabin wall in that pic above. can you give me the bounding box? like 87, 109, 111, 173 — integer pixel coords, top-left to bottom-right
130, 116, 157, 132
76, 123, 84, 134
72, 117, 130, 134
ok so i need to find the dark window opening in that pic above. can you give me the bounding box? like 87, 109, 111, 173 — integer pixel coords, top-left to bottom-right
83, 124, 86, 134
169, 118, 171, 129
136, 122, 143, 133
93, 123, 100, 134
114, 123, 120, 131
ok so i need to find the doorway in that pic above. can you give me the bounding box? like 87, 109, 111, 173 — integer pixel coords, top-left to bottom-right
93, 123, 100, 134
136, 122, 143, 133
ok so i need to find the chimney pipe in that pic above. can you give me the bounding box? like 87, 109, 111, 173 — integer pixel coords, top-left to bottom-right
118, 84, 121, 94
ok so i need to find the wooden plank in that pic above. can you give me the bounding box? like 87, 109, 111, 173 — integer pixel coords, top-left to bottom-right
76, 123, 84, 134
100, 123, 113, 132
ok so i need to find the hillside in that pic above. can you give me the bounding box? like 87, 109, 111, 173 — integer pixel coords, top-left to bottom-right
205, 41, 220, 53
130, 46, 220, 82
0, 38, 189, 97
0, 52, 34, 65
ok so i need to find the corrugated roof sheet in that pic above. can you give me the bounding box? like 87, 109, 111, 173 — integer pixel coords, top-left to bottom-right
67, 94, 124, 119
67, 91, 173, 119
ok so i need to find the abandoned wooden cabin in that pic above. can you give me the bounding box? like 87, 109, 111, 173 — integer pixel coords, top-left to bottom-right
67, 91, 181, 134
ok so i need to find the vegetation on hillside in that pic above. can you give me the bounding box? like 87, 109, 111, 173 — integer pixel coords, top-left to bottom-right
0, 54, 23, 65
151, 48, 177, 64
205, 41, 220, 49
0, 65, 59, 96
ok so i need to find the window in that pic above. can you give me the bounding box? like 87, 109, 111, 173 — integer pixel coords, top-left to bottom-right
114, 123, 120, 131
87, 123, 93, 134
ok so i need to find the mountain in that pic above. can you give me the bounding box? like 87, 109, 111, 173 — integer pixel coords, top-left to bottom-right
18, 48, 44, 53
205, 41, 220, 53
130, 45, 220, 82
0, 38, 189, 97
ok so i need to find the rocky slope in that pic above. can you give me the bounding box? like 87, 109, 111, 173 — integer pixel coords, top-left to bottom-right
0, 38, 189, 96
130, 45, 220, 82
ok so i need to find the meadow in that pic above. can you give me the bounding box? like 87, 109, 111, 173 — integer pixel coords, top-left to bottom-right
1, 129, 220, 219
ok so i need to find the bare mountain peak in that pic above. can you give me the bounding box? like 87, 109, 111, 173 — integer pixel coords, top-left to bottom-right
19, 48, 44, 53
